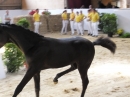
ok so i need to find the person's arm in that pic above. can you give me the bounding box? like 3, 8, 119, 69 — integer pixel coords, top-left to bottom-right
61, 13, 64, 20
5, 15, 11, 21
83, 14, 86, 20
39, 14, 41, 22
5, 18, 11, 20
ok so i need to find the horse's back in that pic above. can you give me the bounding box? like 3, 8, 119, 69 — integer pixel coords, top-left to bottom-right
40, 37, 95, 68
27, 37, 95, 69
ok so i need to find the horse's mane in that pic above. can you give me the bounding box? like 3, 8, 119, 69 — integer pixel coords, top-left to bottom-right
3, 24, 44, 42
9, 24, 44, 38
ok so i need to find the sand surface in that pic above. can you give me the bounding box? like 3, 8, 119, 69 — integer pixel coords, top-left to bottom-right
0, 32, 130, 97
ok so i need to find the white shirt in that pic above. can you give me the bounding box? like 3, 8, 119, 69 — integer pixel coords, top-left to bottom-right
4, 14, 11, 23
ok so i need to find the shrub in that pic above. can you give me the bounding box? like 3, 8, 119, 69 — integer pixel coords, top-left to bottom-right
117, 28, 123, 34
98, 13, 105, 30
99, 13, 118, 37
102, 14, 117, 33
16, 18, 30, 28
117, 28, 124, 36
2, 43, 25, 73
42, 9, 51, 15
120, 32, 130, 38
29, 10, 36, 15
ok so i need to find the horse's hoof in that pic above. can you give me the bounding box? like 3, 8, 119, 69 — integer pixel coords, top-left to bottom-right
53, 79, 58, 84
54, 81, 58, 84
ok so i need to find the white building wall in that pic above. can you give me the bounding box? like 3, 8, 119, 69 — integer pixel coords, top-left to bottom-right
22, 0, 65, 9
115, 9, 130, 32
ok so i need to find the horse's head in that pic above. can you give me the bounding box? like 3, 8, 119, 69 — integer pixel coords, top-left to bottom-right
0, 24, 10, 48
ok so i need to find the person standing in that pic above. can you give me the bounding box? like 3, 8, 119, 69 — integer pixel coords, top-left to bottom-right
61, 10, 68, 35
4, 10, 11, 24
69, 9, 75, 35
86, 9, 92, 35
79, 10, 85, 34
90, 8, 99, 37
75, 11, 83, 36
33, 9, 41, 34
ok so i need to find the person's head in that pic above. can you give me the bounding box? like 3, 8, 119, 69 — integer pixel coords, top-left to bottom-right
76, 11, 79, 15
35, 9, 39, 13
88, 9, 91, 13
91, 8, 96, 13
71, 8, 74, 12
64, 10, 67, 13
80, 10, 82, 14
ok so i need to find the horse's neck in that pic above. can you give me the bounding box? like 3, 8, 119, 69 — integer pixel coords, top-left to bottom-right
8, 29, 35, 54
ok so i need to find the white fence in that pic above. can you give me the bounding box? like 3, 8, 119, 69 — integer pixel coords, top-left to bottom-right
0, 9, 130, 32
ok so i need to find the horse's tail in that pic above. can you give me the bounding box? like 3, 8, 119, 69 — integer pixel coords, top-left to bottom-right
93, 37, 116, 54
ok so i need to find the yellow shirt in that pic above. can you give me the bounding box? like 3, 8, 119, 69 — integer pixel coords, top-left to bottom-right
75, 15, 81, 22
87, 12, 92, 20
33, 13, 40, 22
61, 13, 67, 20
70, 12, 75, 20
90, 12, 99, 22
79, 14, 85, 21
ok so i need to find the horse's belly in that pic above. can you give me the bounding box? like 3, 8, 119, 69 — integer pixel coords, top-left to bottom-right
46, 53, 76, 68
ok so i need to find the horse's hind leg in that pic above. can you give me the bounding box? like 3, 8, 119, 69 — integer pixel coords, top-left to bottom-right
53, 63, 77, 84
78, 63, 91, 97
12, 67, 39, 97
34, 71, 41, 97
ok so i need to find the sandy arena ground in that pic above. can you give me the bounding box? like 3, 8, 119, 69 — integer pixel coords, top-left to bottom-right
0, 32, 130, 97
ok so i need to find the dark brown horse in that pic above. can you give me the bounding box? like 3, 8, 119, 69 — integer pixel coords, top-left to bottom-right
0, 24, 116, 97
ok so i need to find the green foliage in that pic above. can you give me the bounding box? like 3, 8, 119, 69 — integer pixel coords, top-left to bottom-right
117, 28, 124, 36
120, 32, 130, 38
2, 43, 25, 73
99, 13, 118, 35
16, 18, 30, 28
42, 10, 51, 15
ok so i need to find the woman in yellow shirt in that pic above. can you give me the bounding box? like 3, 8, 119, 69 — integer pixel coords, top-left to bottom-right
75, 11, 83, 35
79, 10, 85, 34
86, 9, 92, 35
33, 9, 41, 34
69, 9, 75, 35
90, 8, 99, 37
61, 10, 68, 35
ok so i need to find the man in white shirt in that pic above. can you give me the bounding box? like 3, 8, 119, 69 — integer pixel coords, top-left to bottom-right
4, 10, 11, 24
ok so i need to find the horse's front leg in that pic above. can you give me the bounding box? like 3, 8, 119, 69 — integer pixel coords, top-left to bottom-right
34, 71, 41, 97
12, 67, 39, 97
